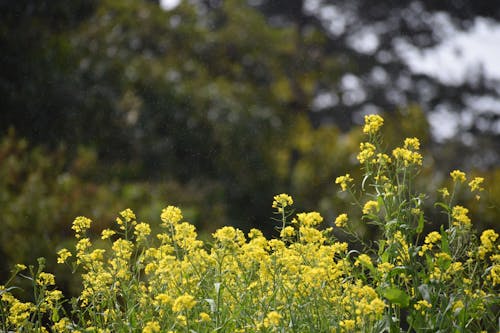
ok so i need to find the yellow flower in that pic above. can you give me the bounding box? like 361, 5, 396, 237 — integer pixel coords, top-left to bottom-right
469, 176, 484, 198
101, 229, 116, 240
419, 231, 441, 256
8, 300, 35, 326
355, 254, 372, 267
176, 315, 187, 326
36, 272, 56, 286
134, 222, 151, 240
14, 264, 27, 271
213, 226, 246, 247
478, 229, 498, 259
334, 213, 348, 227
52, 317, 71, 332
376, 262, 394, 274
450, 170, 466, 183
489, 264, 500, 286
403, 137, 420, 150
335, 174, 354, 191
452, 300, 464, 313
299, 226, 325, 244
451, 205, 471, 228
370, 298, 386, 315
161, 206, 183, 225
392, 147, 422, 166
363, 200, 379, 215
119, 208, 136, 222
142, 321, 160, 333
438, 187, 449, 198
199, 312, 211, 322
112, 239, 133, 260
172, 294, 197, 312
155, 293, 172, 305
375, 153, 392, 165
425, 231, 441, 244
363, 114, 384, 135
263, 311, 282, 327
71, 216, 92, 237
414, 300, 432, 315
57, 248, 72, 264
468, 176, 484, 191
296, 211, 323, 227
357, 142, 376, 163
280, 226, 296, 238
339, 319, 356, 330
272, 193, 294, 212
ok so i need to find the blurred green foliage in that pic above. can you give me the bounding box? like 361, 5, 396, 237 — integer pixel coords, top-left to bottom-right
0, 131, 228, 283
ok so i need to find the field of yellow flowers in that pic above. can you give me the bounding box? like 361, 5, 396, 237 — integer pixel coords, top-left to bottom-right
1, 115, 498, 332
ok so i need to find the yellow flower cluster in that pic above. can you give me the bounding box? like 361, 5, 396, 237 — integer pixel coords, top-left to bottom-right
468, 176, 484, 191
272, 193, 293, 212
414, 300, 432, 315
71, 216, 92, 238
38, 205, 389, 331
392, 147, 422, 166
334, 213, 348, 227
418, 231, 441, 256
335, 173, 353, 191
172, 294, 197, 312
160, 205, 183, 226
296, 211, 323, 227
56, 248, 72, 263
3, 114, 497, 332
478, 229, 498, 259
450, 170, 466, 183
263, 311, 282, 328
357, 142, 376, 164
363, 114, 384, 135
363, 200, 379, 215
451, 205, 471, 229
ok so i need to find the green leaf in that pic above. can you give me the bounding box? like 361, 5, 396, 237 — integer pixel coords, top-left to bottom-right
434, 202, 450, 212
378, 287, 410, 307
440, 226, 450, 254
377, 195, 385, 212
378, 240, 386, 258
416, 213, 424, 234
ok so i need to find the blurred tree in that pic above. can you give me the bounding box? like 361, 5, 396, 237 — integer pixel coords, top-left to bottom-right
0, 131, 227, 286
253, 0, 500, 171
0, 0, 498, 245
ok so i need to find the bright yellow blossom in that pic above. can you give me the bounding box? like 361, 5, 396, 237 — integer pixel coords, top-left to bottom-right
450, 170, 466, 183
478, 229, 498, 259
161, 206, 183, 225
71, 216, 92, 237
172, 294, 197, 312
142, 321, 160, 333
357, 142, 376, 163
263, 311, 282, 327
451, 205, 471, 228
199, 312, 211, 322
363, 114, 384, 135
403, 137, 420, 150
335, 174, 354, 191
57, 248, 72, 264
334, 213, 348, 227
468, 176, 484, 191
296, 211, 323, 227
363, 200, 379, 215
272, 193, 293, 212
